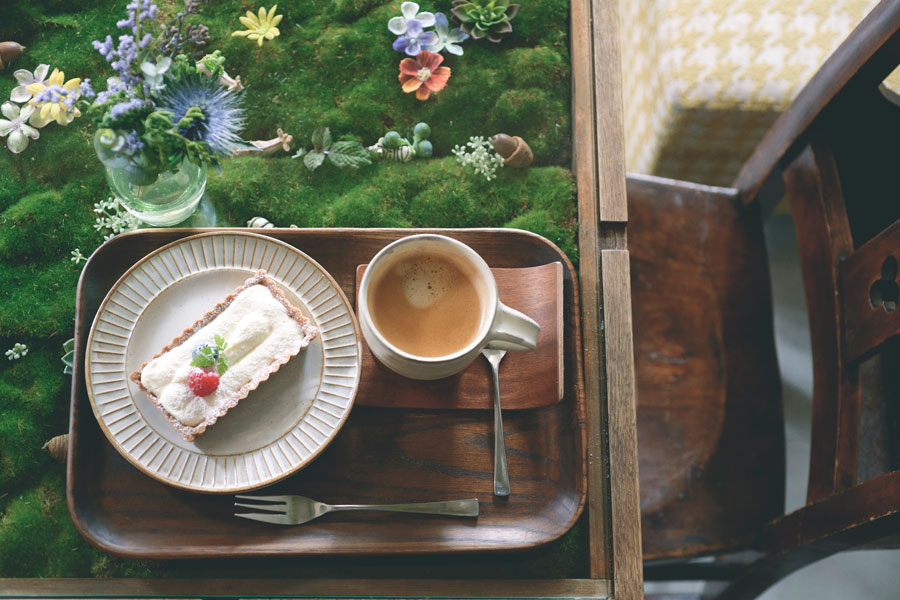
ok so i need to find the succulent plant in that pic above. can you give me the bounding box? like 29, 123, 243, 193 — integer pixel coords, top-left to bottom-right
450, 0, 519, 43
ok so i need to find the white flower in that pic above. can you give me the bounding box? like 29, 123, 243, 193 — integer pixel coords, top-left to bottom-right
6, 343, 28, 361
140, 56, 172, 93
71, 248, 87, 264
388, 2, 435, 36
0, 102, 40, 154
425, 13, 469, 56
10, 64, 50, 103
94, 197, 140, 241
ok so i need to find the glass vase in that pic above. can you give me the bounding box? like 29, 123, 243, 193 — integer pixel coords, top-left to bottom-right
103, 158, 207, 227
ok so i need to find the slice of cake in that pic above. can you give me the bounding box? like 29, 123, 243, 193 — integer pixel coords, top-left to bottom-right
130, 270, 319, 441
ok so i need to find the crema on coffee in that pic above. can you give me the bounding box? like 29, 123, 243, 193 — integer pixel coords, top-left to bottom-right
368, 252, 484, 357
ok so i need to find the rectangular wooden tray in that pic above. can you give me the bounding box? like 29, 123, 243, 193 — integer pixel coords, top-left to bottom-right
68, 228, 587, 558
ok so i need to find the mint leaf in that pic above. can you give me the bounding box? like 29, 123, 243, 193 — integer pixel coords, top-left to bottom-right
214, 334, 225, 348
191, 353, 214, 368
304, 151, 326, 171
328, 141, 372, 169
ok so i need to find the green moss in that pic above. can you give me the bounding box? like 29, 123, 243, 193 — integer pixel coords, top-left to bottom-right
0, 189, 96, 264
0, 474, 101, 577
508, 47, 568, 88
0, 260, 80, 339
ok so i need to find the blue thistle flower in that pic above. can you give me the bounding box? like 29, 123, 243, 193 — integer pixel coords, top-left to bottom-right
155, 75, 246, 156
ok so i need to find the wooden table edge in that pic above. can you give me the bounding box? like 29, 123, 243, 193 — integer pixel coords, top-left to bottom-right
0, 578, 612, 598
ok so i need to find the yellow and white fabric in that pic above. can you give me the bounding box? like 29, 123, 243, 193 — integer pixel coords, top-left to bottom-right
619, 0, 887, 186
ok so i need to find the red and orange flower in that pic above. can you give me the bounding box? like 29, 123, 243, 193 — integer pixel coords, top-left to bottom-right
398, 50, 451, 101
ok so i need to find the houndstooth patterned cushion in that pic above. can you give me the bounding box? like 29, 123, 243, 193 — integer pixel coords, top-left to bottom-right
619, 0, 896, 186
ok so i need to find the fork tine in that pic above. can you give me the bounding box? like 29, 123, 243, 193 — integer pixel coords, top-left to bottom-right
235, 512, 291, 525
234, 502, 285, 512
234, 494, 289, 502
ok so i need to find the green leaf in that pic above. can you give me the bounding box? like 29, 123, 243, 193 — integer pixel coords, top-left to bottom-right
311, 127, 332, 153
190, 353, 214, 368
304, 151, 326, 171
328, 141, 373, 169
214, 334, 225, 349
217, 358, 228, 376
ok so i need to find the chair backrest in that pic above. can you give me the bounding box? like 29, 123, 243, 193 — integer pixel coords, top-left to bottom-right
731, 0, 900, 506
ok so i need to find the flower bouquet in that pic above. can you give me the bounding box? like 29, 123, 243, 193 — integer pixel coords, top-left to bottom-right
89, 0, 247, 225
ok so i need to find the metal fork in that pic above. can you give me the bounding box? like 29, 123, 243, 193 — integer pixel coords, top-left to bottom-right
482, 347, 510, 497
234, 495, 479, 525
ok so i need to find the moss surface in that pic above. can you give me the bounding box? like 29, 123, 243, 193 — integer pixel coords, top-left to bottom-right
0, 0, 582, 578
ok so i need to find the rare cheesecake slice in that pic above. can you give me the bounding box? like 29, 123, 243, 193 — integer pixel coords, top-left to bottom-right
130, 270, 319, 441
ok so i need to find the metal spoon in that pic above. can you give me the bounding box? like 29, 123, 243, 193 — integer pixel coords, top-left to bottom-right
482, 348, 510, 496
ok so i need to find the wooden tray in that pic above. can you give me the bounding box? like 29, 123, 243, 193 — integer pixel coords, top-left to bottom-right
68, 228, 587, 558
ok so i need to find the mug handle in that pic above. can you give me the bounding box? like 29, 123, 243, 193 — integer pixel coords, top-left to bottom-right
485, 302, 541, 351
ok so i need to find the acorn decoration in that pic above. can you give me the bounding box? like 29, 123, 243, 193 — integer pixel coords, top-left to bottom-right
0, 42, 25, 70
42, 434, 68, 462
490, 133, 533, 167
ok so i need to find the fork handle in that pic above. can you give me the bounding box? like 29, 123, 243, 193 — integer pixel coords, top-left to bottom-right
329, 498, 479, 517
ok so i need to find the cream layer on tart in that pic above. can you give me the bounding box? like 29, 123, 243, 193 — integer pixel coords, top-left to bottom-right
131, 271, 318, 441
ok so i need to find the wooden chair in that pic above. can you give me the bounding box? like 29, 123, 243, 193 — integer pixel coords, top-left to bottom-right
629, 1, 900, 597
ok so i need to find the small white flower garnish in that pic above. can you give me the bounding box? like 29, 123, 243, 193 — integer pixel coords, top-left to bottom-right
6, 343, 28, 361
0, 102, 40, 154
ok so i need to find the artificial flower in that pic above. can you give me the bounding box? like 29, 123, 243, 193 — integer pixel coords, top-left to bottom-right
451, 0, 519, 43
398, 50, 451, 101
232, 5, 283, 47
25, 68, 83, 127
0, 102, 40, 154
425, 12, 469, 55
388, 2, 435, 36
140, 56, 172, 92
10, 64, 50, 103
155, 74, 247, 156
5, 343, 28, 361
392, 19, 438, 56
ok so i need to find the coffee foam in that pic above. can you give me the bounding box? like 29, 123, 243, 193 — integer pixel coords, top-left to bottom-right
395, 254, 459, 309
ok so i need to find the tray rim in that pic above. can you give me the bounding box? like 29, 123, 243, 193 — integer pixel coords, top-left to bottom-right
68, 227, 588, 558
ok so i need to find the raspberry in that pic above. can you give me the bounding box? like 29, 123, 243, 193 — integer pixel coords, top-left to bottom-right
188, 367, 219, 397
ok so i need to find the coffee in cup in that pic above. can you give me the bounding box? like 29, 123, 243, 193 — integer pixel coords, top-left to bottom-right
359, 234, 540, 380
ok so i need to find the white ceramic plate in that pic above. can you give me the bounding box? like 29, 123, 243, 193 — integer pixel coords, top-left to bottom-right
85, 231, 361, 493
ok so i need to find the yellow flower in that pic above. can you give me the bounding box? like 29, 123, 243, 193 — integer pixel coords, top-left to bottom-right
232, 5, 283, 47
25, 68, 82, 128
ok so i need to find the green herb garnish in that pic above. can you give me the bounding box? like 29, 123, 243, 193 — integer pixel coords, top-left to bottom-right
190, 334, 229, 375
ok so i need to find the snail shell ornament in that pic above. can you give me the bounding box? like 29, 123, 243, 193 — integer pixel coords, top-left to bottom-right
247, 216, 276, 228
490, 134, 533, 168
0, 42, 25, 70
368, 138, 413, 162
42, 434, 68, 462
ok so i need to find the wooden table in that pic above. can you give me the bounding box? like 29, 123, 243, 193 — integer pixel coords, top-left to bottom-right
2, 0, 641, 597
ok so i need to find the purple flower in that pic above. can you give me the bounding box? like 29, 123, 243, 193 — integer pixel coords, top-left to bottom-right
392, 19, 438, 56
118, 0, 158, 35
109, 97, 151, 120
33, 84, 67, 105
80, 79, 96, 99
121, 130, 144, 155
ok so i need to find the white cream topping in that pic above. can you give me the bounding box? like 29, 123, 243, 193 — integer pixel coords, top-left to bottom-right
140, 285, 308, 427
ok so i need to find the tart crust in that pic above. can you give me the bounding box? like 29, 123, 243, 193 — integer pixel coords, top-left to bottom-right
129, 270, 318, 441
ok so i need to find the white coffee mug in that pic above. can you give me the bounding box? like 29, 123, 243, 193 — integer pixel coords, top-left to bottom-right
358, 234, 541, 380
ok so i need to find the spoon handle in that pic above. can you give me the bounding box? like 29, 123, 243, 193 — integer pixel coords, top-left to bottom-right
491, 362, 510, 496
